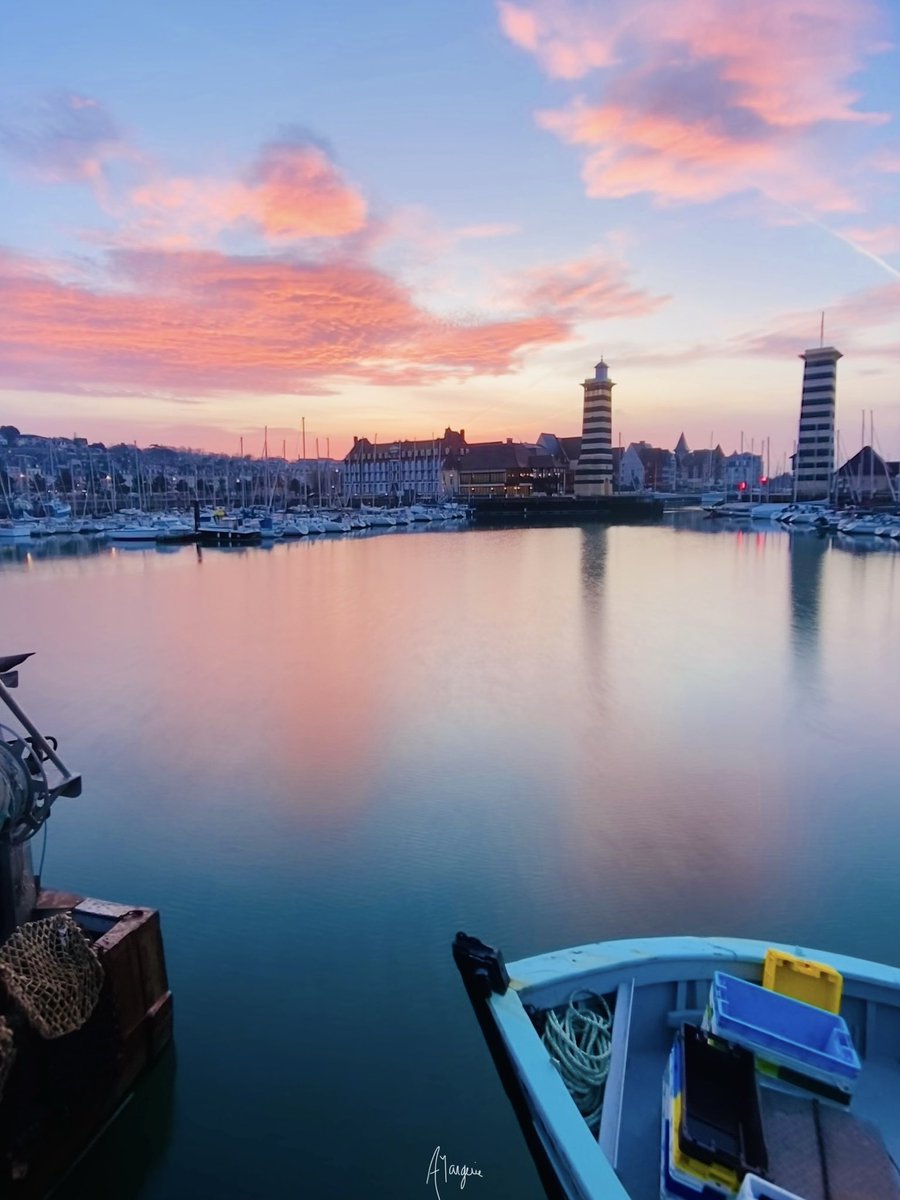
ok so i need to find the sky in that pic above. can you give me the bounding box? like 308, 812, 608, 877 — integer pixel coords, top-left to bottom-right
1, 0, 899, 467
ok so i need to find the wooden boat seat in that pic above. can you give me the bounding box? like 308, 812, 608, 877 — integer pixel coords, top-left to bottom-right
761, 1088, 900, 1200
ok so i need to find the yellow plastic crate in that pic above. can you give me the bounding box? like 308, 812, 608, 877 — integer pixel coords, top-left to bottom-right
670, 1090, 741, 1193
763, 949, 842, 1014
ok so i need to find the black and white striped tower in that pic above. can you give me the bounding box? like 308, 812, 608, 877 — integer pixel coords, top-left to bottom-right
574, 359, 613, 497
795, 345, 841, 500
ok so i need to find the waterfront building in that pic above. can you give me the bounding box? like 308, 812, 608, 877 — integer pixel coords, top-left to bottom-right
834, 446, 899, 505
536, 434, 581, 494
456, 440, 557, 499
618, 442, 676, 492
795, 345, 841, 500
722, 451, 764, 493
672, 434, 696, 489
766, 471, 794, 496
618, 444, 644, 491
676, 444, 725, 491
342, 428, 466, 503
574, 361, 613, 497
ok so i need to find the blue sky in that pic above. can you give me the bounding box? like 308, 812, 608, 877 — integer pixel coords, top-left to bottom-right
1, 0, 898, 465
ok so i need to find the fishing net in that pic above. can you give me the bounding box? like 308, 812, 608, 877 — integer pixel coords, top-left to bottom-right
0, 1016, 13, 1100
0, 913, 104, 1039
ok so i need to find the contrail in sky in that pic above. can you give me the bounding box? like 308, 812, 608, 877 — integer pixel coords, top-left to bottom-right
776, 200, 900, 283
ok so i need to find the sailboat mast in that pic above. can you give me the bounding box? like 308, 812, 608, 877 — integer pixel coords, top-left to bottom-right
301, 417, 307, 507
87, 447, 97, 518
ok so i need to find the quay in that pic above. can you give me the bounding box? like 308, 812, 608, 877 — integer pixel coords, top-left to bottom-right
468, 495, 664, 526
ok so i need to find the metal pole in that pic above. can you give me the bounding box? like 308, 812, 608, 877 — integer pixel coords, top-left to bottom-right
0, 680, 74, 782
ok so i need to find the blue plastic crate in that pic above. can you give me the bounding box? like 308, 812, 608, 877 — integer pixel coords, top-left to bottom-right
709, 972, 860, 1089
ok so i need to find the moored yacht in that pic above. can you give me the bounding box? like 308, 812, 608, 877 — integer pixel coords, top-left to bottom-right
109, 522, 159, 542
0, 520, 35, 542
837, 514, 885, 536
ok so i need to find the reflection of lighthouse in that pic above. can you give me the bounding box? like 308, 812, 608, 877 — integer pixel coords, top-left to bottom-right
789, 533, 826, 673
574, 360, 613, 497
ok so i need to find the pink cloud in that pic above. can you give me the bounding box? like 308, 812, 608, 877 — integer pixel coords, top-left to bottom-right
497, 1, 615, 79
248, 139, 367, 237
1, 99, 367, 246
455, 223, 521, 240
498, 0, 889, 211
0, 246, 570, 397
815, 281, 900, 331
539, 101, 859, 211
612, 281, 900, 367
515, 249, 668, 317
498, 0, 886, 123
638, 0, 886, 130
0, 92, 131, 185
128, 136, 367, 243
872, 147, 900, 173
725, 281, 900, 360
839, 225, 900, 255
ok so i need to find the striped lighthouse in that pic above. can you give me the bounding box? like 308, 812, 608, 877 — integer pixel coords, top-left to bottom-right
574, 360, 614, 497
795, 345, 840, 500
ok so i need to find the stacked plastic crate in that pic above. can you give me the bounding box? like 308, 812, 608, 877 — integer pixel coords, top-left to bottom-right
704, 970, 860, 1101
660, 950, 861, 1200
662, 1023, 768, 1198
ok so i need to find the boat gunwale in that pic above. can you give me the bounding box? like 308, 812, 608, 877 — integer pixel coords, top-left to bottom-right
505, 935, 900, 998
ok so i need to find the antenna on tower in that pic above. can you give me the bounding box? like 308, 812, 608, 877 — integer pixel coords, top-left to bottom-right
820, 311, 825, 348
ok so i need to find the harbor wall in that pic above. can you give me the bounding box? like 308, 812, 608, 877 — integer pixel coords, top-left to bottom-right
468, 495, 664, 526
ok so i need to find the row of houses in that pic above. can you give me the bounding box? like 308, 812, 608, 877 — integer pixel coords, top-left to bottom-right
619, 439, 768, 493
341, 429, 769, 500
341, 431, 900, 502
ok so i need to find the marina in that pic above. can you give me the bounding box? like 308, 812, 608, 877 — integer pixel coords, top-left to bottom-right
1, 513, 899, 1197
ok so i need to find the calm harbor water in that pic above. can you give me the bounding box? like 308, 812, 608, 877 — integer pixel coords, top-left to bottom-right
2, 513, 899, 1199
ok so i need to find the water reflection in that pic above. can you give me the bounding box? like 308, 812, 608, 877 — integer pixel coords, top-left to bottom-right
60, 1047, 176, 1200
579, 525, 608, 592
0, 535, 109, 565
788, 532, 827, 673
578, 525, 607, 657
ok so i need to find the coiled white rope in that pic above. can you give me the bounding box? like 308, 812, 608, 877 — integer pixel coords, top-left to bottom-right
541, 990, 613, 1131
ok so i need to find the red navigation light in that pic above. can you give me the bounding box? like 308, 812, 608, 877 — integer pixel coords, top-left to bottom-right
760, 476, 768, 485
738, 481, 747, 491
